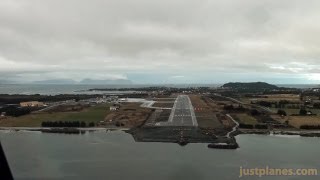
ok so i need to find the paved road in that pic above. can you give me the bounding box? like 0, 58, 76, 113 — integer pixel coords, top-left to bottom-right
213, 93, 274, 113
166, 95, 198, 126
35, 102, 68, 112
226, 114, 239, 138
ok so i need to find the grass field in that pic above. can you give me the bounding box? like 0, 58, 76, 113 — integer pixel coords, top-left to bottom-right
156, 109, 171, 122
271, 108, 320, 115
0, 103, 111, 127
188, 95, 223, 128
288, 116, 320, 129
152, 98, 175, 101
241, 94, 301, 103
152, 102, 174, 108
270, 108, 299, 115
189, 95, 221, 113
105, 102, 152, 127
234, 113, 258, 125
196, 115, 223, 129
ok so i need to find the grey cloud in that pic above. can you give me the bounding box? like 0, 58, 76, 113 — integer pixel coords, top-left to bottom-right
0, 0, 320, 83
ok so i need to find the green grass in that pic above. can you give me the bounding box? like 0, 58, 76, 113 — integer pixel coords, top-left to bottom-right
0, 103, 111, 127
57, 104, 110, 122
271, 108, 320, 115
197, 115, 223, 129
239, 98, 252, 104
236, 114, 258, 125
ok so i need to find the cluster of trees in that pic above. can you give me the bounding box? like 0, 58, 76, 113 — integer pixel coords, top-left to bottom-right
272, 124, 288, 128
314, 103, 320, 109
239, 124, 254, 129
299, 109, 308, 115
255, 124, 268, 129
256, 101, 272, 107
223, 105, 245, 112
255, 100, 290, 108
277, 109, 287, 116
299, 109, 315, 116
239, 123, 268, 129
115, 121, 125, 127
275, 100, 290, 108
277, 108, 314, 116
300, 125, 320, 130
286, 104, 302, 109
250, 109, 261, 116
41, 121, 95, 127
0, 106, 31, 117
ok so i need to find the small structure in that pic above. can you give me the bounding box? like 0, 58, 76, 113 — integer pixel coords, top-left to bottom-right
307, 111, 313, 115
20, 101, 45, 107
110, 105, 120, 111
1, 112, 6, 117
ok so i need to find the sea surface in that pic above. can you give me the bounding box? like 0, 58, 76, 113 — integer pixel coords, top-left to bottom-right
0, 131, 319, 180
0, 84, 318, 95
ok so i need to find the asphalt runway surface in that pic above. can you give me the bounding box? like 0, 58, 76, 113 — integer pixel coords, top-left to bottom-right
166, 95, 198, 126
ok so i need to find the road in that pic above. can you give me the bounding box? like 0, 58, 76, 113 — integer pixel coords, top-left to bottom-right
166, 95, 198, 126
35, 102, 69, 112
213, 93, 275, 113
226, 114, 239, 138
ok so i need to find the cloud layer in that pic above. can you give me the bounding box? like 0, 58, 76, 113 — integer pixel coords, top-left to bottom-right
0, 0, 320, 83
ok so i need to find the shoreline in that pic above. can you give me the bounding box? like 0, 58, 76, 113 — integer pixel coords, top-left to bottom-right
0, 127, 130, 132
238, 129, 320, 137
2, 126, 320, 137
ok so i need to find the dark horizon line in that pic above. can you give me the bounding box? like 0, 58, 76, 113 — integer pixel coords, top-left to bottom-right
0, 82, 319, 85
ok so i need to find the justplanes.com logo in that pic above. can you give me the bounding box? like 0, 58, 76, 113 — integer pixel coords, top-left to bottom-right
239, 166, 318, 178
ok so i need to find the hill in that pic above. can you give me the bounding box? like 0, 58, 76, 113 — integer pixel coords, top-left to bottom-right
222, 82, 278, 90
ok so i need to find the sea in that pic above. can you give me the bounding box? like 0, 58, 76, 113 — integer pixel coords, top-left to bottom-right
0, 131, 319, 180
1, 84, 320, 180
0, 84, 318, 95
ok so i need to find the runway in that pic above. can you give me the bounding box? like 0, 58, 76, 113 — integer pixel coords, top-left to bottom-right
167, 95, 198, 126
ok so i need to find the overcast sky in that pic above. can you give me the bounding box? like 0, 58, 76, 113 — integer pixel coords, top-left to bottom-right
0, 0, 320, 84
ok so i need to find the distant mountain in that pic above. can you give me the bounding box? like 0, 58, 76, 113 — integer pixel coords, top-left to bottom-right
33, 79, 77, 84
0, 79, 16, 84
31, 78, 133, 85
79, 78, 132, 85
222, 82, 278, 90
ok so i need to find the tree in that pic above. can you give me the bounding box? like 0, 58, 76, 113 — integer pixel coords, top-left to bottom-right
251, 109, 260, 116
314, 103, 320, 109
75, 97, 80, 102
223, 105, 234, 111
258, 101, 272, 107
299, 109, 307, 116
277, 109, 287, 116
89, 122, 95, 127
80, 121, 86, 127
115, 121, 121, 127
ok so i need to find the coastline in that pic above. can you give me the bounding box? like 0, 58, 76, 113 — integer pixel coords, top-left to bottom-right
0, 127, 130, 132
238, 129, 320, 137
3, 126, 320, 137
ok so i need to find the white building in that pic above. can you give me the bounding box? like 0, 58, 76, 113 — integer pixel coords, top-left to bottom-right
110, 105, 119, 111
20, 101, 45, 107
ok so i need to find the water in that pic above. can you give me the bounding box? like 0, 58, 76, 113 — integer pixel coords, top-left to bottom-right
0, 84, 318, 95
0, 84, 221, 95
0, 131, 319, 180
0, 84, 143, 95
